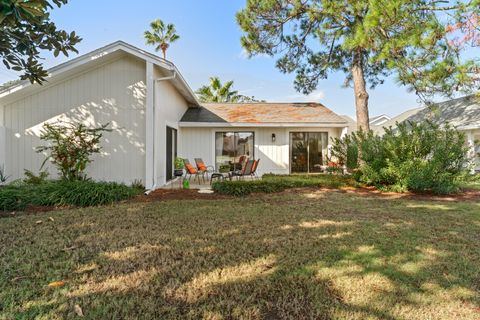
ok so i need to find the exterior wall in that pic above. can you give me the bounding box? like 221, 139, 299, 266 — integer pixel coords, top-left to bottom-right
153, 66, 190, 187
179, 126, 344, 175
466, 129, 480, 172
2, 56, 146, 184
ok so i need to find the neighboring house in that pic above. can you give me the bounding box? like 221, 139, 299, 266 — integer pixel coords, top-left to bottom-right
369, 114, 391, 126
0, 41, 349, 189
380, 95, 480, 172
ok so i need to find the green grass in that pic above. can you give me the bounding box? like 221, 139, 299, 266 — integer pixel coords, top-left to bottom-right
1, 190, 479, 319
212, 174, 361, 196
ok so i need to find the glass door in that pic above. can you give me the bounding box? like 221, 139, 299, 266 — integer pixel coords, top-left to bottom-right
290, 132, 328, 173
166, 127, 177, 181
290, 133, 308, 173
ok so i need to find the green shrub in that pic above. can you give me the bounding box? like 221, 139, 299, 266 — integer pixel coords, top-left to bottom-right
0, 180, 142, 211
212, 174, 358, 196
37, 121, 111, 181
331, 121, 469, 194
23, 169, 49, 185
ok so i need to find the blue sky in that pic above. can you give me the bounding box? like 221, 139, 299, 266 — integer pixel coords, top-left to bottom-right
0, 0, 448, 118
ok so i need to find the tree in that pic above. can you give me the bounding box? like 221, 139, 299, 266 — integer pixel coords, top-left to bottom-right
237, 0, 480, 131
37, 121, 111, 181
196, 76, 264, 103
144, 19, 180, 59
0, 0, 81, 84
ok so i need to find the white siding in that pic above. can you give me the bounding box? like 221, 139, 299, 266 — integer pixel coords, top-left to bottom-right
179, 126, 344, 175
3, 56, 146, 184
153, 66, 190, 186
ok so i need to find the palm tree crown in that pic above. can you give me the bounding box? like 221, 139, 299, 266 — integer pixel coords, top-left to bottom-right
144, 19, 180, 59
196, 77, 244, 103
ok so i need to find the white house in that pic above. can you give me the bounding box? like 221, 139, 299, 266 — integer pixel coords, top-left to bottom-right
0, 41, 349, 190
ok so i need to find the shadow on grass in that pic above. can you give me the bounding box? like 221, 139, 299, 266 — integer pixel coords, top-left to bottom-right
1, 191, 479, 319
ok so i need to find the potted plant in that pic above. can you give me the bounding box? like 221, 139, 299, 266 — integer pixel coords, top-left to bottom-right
219, 164, 230, 173
174, 157, 184, 177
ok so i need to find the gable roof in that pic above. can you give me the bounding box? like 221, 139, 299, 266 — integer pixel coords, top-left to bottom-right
0, 41, 200, 106
382, 95, 480, 131
180, 102, 348, 127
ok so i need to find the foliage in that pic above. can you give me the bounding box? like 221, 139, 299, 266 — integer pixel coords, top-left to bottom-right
23, 169, 49, 185
131, 179, 145, 191
196, 76, 264, 103
237, 1, 480, 130
0, 180, 142, 211
331, 121, 469, 194
144, 19, 179, 59
174, 157, 184, 169
36, 121, 111, 181
0, 0, 81, 84
212, 174, 359, 196
0, 165, 9, 184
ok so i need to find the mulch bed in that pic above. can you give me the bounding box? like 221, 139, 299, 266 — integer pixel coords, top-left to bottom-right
2, 186, 478, 218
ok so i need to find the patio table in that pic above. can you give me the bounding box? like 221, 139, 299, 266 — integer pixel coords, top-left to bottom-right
210, 171, 232, 185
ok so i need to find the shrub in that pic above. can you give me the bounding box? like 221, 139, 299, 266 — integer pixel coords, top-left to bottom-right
331, 121, 469, 194
0, 165, 9, 185
37, 121, 111, 181
0, 180, 142, 211
23, 169, 49, 185
212, 174, 358, 196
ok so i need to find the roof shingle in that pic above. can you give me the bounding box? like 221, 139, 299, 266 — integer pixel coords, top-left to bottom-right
180, 103, 347, 124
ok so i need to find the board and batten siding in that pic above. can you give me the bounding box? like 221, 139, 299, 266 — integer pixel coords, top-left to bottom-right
3, 56, 147, 184
178, 126, 343, 175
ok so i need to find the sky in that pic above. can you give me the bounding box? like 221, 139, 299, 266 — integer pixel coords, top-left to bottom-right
0, 0, 463, 118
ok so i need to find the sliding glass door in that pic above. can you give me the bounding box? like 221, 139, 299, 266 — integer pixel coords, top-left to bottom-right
215, 132, 254, 171
290, 132, 328, 173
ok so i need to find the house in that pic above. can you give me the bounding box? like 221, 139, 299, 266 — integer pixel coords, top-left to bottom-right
0, 41, 349, 189
369, 114, 391, 126
379, 95, 480, 172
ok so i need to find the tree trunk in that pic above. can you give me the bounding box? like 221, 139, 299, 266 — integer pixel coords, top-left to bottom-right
352, 49, 370, 131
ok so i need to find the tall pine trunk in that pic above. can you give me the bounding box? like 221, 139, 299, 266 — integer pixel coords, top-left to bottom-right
352, 50, 370, 131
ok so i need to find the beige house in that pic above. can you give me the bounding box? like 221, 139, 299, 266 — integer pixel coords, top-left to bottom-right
0, 41, 349, 189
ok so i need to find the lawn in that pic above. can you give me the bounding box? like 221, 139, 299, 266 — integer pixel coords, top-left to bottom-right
1, 190, 479, 319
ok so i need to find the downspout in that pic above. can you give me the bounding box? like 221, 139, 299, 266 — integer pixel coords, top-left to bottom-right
144, 69, 177, 195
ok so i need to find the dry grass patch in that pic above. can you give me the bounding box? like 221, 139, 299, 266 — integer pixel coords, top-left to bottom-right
1, 190, 479, 319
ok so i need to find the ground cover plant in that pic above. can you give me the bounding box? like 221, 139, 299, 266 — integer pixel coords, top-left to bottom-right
1, 190, 479, 319
212, 174, 360, 196
0, 180, 142, 211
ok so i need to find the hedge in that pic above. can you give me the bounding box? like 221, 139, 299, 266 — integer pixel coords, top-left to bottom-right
0, 180, 143, 211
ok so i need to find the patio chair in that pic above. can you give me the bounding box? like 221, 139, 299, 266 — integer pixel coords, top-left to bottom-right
231, 159, 255, 180
194, 158, 214, 178
183, 159, 204, 184
250, 158, 261, 178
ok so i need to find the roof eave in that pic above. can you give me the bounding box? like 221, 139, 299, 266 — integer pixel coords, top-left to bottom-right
179, 122, 348, 128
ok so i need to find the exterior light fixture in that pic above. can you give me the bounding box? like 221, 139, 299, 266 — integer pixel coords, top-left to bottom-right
272, 133, 276, 142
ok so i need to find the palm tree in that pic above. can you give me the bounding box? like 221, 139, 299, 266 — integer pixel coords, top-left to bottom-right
144, 19, 180, 59
196, 77, 248, 103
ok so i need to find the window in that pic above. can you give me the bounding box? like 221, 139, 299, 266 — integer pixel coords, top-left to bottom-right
215, 132, 254, 171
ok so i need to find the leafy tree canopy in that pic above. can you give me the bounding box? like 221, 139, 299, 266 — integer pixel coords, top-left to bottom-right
0, 0, 81, 84
237, 0, 480, 130
196, 76, 264, 103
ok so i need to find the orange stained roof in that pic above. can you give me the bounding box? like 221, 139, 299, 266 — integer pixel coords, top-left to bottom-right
180, 102, 348, 124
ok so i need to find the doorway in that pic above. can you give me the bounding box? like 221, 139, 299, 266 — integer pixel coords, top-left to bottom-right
290, 132, 328, 173
166, 126, 177, 181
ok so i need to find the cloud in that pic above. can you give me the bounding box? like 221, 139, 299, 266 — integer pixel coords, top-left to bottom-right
275, 90, 325, 102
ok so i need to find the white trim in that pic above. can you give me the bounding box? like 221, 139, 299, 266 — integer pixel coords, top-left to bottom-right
145, 61, 155, 190
0, 41, 200, 106
165, 120, 179, 130
0, 126, 5, 173
179, 122, 349, 128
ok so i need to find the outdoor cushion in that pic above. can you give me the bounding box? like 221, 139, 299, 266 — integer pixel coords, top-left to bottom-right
198, 163, 207, 171
185, 163, 197, 174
